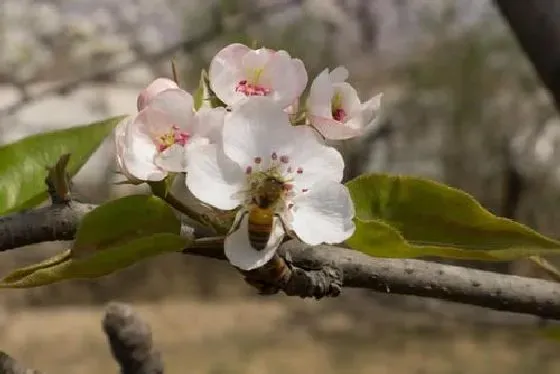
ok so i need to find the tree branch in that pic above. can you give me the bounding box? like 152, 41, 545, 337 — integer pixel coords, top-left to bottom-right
102, 302, 164, 374
494, 0, 560, 111
0, 351, 42, 374
2, 201, 560, 320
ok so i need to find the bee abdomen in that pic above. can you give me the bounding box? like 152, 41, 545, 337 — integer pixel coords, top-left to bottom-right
247, 209, 274, 251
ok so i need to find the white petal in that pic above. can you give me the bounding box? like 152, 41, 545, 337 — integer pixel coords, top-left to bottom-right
193, 106, 226, 143
307, 69, 333, 118
209, 43, 250, 106
123, 114, 166, 181
137, 78, 179, 111
292, 58, 308, 98
154, 144, 187, 172
242, 48, 273, 70
222, 96, 295, 169
261, 51, 304, 108
361, 93, 383, 131
185, 144, 245, 210
336, 82, 362, 118
310, 115, 363, 140
149, 88, 195, 130
224, 211, 284, 270
290, 182, 355, 245
329, 66, 349, 83
287, 125, 346, 188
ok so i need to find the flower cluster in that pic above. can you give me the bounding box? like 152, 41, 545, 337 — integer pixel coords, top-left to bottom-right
115, 43, 382, 270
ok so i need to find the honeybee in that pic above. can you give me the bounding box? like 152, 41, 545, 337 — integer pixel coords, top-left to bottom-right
247, 175, 286, 250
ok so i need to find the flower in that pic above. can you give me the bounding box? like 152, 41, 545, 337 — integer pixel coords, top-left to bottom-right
186, 97, 355, 270
208, 43, 308, 109
306, 66, 382, 140
136, 77, 178, 111
115, 81, 226, 182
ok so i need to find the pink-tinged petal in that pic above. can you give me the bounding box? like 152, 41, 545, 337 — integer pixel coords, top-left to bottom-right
290, 181, 355, 245
310, 115, 363, 140
241, 48, 273, 71
193, 106, 226, 144
292, 58, 308, 98
307, 69, 334, 118
335, 82, 362, 118
209, 43, 251, 106
185, 144, 245, 210
224, 211, 284, 270
260, 51, 303, 108
137, 78, 179, 111
153, 143, 187, 173
122, 114, 166, 181
114, 116, 141, 182
329, 66, 349, 83
134, 106, 174, 139
148, 88, 195, 131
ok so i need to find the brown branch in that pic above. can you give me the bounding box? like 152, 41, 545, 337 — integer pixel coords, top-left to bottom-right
0, 351, 42, 374
494, 0, 560, 111
2, 201, 560, 320
102, 302, 164, 374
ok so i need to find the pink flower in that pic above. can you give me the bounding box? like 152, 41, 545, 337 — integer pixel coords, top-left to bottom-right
307, 67, 382, 140
116, 81, 225, 182
208, 43, 308, 109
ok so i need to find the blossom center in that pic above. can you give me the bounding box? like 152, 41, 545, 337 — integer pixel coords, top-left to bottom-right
236, 68, 271, 97
331, 91, 347, 122
157, 125, 190, 152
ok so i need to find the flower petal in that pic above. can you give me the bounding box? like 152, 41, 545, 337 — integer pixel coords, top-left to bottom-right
224, 211, 284, 270
336, 82, 362, 118
307, 69, 333, 118
123, 113, 166, 181
292, 58, 308, 98
137, 78, 179, 111
290, 181, 355, 245
261, 50, 306, 108
310, 115, 363, 140
329, 66, 349, 83
185, 143, 245, 210
193, 106, 226, 144
222, 96, 295, 169
148, 88, 195, 131
209, 43, 250, 106
361, 93, 383, 133
154, 143, 187, 173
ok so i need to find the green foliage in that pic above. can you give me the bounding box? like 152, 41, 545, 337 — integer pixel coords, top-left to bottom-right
0, 116, 126, 215
345, 174, 560, 260
0, 195, 190, 288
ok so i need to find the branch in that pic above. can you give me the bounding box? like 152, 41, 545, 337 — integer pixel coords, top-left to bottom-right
0, 351, 42, 374
102, 302, 164, 374
2, 201, 560, 320
494, 0, 560, 111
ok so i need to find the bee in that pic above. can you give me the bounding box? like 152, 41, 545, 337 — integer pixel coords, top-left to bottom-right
246, 175, 286, 250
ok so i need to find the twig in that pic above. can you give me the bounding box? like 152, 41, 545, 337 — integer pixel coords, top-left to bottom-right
2, 201, 560, 320
102, 302, 164, 374
0, 351, 41, 374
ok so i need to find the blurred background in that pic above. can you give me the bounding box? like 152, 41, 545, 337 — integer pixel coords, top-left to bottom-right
1, 0, 560, 373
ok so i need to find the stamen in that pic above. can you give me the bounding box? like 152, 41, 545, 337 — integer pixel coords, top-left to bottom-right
271, 152, 278, 161
287, 166, 293, 173
246, 166, 252, 174
280, 155, 289, 163
302, 188, 308, 193
288, 203, 294, 209
235, 80, 271, 97
158, 125, 190, 152
254, 157, 262, 164
296, 167, 303, 174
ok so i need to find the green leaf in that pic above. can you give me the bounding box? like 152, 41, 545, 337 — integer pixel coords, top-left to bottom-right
193, 69, 207, 111
0, 115, 126, 215
0, 234, 188, 288
345, 174, 560, 259
0, 194, 191, 288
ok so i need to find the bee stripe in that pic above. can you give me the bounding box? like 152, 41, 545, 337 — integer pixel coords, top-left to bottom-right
248, 221, 273, 250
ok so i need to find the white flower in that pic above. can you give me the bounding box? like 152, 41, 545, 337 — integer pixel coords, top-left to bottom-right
208, 43, 308, 109
307, 66, 382, 140
115, 82, 225, 182
186, 97, 355, 270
